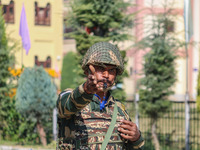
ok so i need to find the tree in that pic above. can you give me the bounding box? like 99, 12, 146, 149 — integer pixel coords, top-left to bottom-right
16, 66, 57, 146
61, 51, 80, 90
66, 0, 133, 100
0, 7, 35, 143
0, 6, 15, 140
136, 9, 184, 150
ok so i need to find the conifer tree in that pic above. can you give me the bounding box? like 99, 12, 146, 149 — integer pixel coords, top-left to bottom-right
0, 7, 15, 139
137, 10, 184, 150
66, 0, 133, 100
16, 66, 57, 146
61, 51, 80, 90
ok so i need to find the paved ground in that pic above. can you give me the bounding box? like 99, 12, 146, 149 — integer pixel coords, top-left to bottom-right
0, 146, 53, 150
0, 146, 32, 150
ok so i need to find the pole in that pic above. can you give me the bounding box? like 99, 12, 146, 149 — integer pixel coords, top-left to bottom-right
134, 69, 140, 128
135, 93, 139, 128
184, 0, 192, 148
53, 108, 57, 141
21, 47, 23, 67
185, 43, 190, 150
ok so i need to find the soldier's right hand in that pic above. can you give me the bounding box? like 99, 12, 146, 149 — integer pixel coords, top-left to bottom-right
83, 65, 100, 94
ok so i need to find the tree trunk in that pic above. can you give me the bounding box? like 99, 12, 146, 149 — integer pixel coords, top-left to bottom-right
36, 122, 47, 146
151, 121, 160, 150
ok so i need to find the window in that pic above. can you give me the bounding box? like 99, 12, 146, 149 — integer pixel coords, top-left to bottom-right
0, 0, 14, 23
35, 2, 51, 26
63, 19, 75, 39
165, 19, 174, 33
35, 56, 51, 68
130, 67, 133, 76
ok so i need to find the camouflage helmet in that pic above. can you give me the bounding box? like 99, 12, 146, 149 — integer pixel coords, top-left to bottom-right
82, 42, 124, 75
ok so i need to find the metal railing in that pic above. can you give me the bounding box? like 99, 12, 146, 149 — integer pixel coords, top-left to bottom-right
125, 100, 200, 150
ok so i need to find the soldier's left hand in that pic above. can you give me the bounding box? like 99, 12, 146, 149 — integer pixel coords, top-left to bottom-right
118, 119, 140, 142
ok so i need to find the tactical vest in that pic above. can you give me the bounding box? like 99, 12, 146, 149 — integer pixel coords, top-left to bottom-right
57, 98, 129, 150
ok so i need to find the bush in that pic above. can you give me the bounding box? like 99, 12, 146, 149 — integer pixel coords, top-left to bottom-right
61, 52, 80, 90
16, 66, 57, 145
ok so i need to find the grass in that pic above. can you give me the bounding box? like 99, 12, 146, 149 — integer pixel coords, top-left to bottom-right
0, 140, 56, 149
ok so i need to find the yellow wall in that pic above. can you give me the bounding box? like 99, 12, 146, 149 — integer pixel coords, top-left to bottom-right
2, 0, 63, 73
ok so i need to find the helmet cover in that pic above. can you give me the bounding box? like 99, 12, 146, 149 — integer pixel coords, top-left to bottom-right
82, 42, 124, 75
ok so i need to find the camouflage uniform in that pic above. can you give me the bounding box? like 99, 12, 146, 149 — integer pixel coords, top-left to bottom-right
57, 42, 144, 150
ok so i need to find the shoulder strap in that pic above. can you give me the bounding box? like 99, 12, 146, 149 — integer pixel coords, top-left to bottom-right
100, 102, 118, 150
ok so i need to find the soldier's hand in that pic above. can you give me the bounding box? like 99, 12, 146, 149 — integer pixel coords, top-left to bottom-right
84, 65, 102, 94
118, 119, 140, 142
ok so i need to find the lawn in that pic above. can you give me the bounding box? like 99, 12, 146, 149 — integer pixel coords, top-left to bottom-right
0, 140, 56, 150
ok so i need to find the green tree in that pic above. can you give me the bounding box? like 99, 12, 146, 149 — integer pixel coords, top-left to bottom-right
136, 10, 184, 150
16, 66, 57, 146
0, 8, 39, 143
61, 51, 80, 90
3, 104, 40, 144
0, 7, 15, 140
66, 0, 132, 100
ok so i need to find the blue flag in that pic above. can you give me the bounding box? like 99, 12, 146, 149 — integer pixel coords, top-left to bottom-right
19, 4, 31, 55
184, 0, 193, 43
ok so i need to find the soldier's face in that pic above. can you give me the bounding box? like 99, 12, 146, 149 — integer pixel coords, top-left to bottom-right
94, 64, 117, 89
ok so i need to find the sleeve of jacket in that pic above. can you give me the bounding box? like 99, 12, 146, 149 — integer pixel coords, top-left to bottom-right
56, 83, 93, 119
115, 101, 145, 150
125, 134, 145, 150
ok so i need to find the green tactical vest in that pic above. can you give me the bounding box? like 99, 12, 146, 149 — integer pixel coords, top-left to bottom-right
57, 97, 129, 150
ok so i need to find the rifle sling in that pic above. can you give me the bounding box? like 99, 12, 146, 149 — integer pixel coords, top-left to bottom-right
100, 102, 118, 150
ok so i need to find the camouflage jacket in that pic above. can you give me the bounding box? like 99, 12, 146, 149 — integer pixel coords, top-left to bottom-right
57, 84, 144, 150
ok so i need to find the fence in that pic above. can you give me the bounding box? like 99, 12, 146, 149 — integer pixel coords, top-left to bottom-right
125, 100, 200, 150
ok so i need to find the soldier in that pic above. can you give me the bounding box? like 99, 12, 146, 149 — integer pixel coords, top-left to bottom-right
57, 42, 144, 150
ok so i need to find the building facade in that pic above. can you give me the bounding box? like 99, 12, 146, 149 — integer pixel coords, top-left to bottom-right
62, 0, 200, 101
3, 0, 197, 100
123, 0, 199, 101
1, 0, 63, 88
